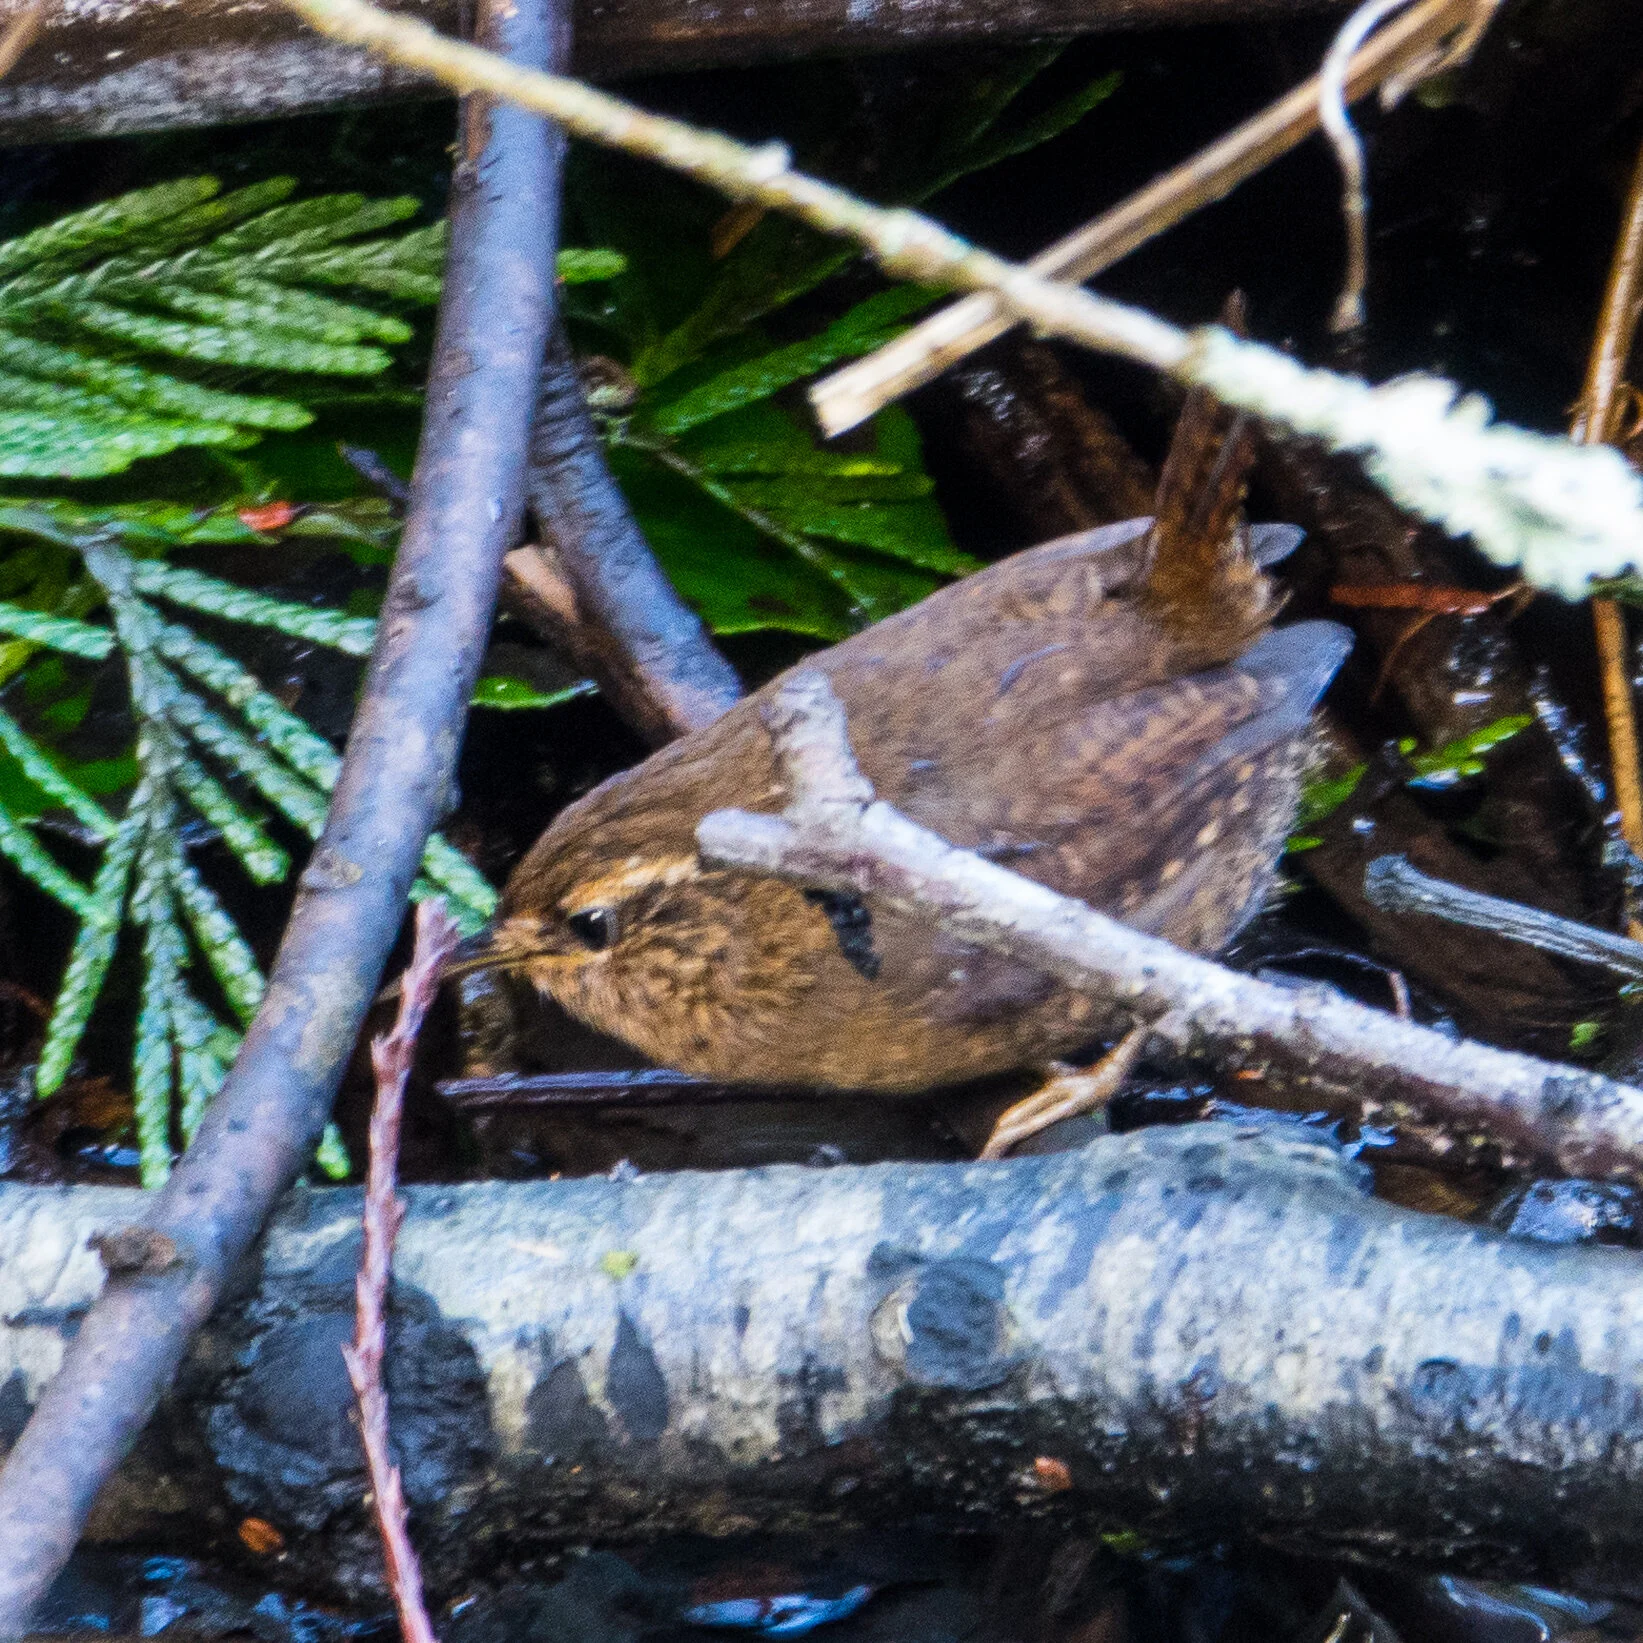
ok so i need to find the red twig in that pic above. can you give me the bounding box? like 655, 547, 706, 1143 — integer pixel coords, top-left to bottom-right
342, 898, 461, 1643
1328, 580, 1524, 616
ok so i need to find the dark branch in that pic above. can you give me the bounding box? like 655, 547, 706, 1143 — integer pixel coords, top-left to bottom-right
0, 0, 565, 1628
1365, 852, 1643, 983
511, 326, 742, 745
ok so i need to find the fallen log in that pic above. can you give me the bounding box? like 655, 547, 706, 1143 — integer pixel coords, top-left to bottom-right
0, 0, 1349, 144
5, 1124, 1643, 1602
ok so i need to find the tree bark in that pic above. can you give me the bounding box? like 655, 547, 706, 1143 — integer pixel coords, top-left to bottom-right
5, 1125, 1643, 1604
0, 0, 1350, 144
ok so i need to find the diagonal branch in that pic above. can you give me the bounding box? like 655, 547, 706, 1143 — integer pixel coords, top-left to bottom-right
0, 0, 567, 1628
698, 672, 1643, 1183
512, 325, 742, 744
811, 0, 1498, 430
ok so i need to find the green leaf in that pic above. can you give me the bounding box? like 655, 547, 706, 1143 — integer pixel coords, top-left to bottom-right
558, 248, 627, 284
608, 443, 852, 639
1293, 763, 1368, 836
314, 1122, 352, 1180
935, 71, 1122, 189
473, 675, 595, 710
691, 443, 903, 478
1402, 715, 1533, 786
742, 489, 975, 573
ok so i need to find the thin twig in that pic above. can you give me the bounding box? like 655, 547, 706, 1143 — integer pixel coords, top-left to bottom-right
1319, 0, 1417, 334
811, 0, 1498, 433
343, 899, 460, 1643
263, 0, 1643, 600
0, 0, 46, 80
698, 672, 1643, 1182
0, 0, 565, 1628
1574, 133, 1643, 874
1364, 853, 1643, 982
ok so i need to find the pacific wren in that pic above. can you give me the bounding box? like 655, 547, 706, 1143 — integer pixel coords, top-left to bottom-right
490, 399, 1350, 1099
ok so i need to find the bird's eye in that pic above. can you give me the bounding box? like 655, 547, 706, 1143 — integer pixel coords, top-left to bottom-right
565, 907, 618, 951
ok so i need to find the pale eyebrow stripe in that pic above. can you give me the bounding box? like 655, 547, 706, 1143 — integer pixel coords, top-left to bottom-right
561, 853, 701, 913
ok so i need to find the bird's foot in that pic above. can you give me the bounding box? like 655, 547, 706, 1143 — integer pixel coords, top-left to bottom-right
978, 1024, 1150, 1160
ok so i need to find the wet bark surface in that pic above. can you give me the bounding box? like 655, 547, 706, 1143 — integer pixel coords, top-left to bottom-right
6, 1125, 1643, 1604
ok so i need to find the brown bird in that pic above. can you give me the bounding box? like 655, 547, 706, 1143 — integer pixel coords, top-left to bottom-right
485, 392, 1350, 1150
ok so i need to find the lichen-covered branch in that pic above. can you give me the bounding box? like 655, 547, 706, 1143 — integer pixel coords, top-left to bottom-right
697, 672, 1643, 1183
274, 0, 1643, 597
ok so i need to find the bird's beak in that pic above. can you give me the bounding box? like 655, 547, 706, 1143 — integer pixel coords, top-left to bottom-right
375, 926, 510, 1006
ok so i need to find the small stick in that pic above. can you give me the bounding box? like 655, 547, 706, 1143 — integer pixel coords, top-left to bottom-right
339, 444, 412, 515
0, 0, 46, 81
698, 673, 1643, 1182
1573, 132, 1643, 885
810, 0, 1499, 435
1364, 854, 1643, 983
342, 898, 461, 1643
439, 1067, 810, 1107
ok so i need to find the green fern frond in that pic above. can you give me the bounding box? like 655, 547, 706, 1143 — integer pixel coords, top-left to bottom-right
130, 561, 378, 654
0, 178, 222, 279
36, 793, 143, 1095
0, 519, 500, 1178
210, 192, 418, 257
0, 334, 309, 429
0, 176, 624, 480
0, 178, 428, 477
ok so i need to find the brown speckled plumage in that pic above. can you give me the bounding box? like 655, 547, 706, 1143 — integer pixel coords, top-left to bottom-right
496, 501, 1350, 1092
